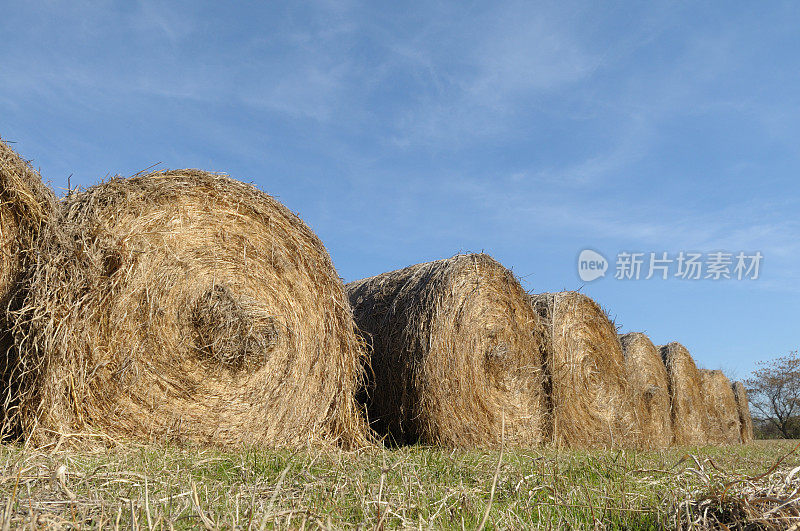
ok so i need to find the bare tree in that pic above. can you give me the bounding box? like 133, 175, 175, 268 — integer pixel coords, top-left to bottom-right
746, 351, 800, 439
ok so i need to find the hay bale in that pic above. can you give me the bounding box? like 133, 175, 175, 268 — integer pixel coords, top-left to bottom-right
530, 292, 636, 448
0, 137, 56, 436
0, 137, 56, 323
11, 169, 368, 448
619, 332, 673, 448
700, 369, 741, 445
732, 381, 754, 443
347, 253, 545, 448
0, 137, 55, 297
659, 342, 709, 445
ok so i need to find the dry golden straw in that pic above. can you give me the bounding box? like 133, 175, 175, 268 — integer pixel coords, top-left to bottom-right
0, 137, 56, 437
0, 137, 56, 324
659, 342, 709, 445
700, 369, 741, 445
347, 253, 545, 448
619, 332, 672, 448
10, 169, 368, 448
531, 292, 636, 448
732, 380, 754, 443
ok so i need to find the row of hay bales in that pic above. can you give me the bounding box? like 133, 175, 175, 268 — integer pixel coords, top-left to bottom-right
349, 255, 754, 448
0, 136, 753, 449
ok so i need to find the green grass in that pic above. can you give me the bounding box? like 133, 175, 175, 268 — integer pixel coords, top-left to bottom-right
0, 439, 796, 529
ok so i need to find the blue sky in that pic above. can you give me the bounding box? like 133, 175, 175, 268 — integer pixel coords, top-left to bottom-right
2, 1, 798, 379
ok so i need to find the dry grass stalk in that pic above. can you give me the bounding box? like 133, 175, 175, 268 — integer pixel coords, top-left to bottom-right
347, 253, 545, 448
619, 332, 673, 448
701, 369, 742, 445
0, 137, 57, 437
659, 342, 710, 446
674, 445, 800, 529
9, 169, 368, 448
732, 381, 755, 444
531, 292, 636, 448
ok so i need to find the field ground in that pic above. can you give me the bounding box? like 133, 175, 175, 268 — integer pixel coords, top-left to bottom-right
0, 439, 798, 529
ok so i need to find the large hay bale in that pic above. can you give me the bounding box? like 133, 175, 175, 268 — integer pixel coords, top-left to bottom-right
530, 292, 636, 448
0, 137, 56, 436
659, 342, 709, 445
0, 137, 56, 324
619, 332, 672, 448
11, 170, 368, 448
347, 253, 545, 448
700, 369, 741, 444
732, 381, 754, 443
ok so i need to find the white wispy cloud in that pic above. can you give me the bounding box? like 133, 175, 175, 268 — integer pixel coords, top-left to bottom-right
134, 0, 198, 43
381, 3, 603, 146
466, 7, 599, 106
1, 2, 361, 125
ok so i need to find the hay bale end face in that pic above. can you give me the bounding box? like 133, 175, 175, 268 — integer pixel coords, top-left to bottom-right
732, 381, 755, 443
531, 292, 636, 448
700, 369, 741, 445
347, 254, 546, 448
619, 332, 672, 448
0, 138, 56, 437
659, 342, 709, 446
12, 170, 368, 448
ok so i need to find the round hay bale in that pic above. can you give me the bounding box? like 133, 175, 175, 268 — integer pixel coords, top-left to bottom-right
347, 253, 546, 448
700, 369, 741, 445
731, 381, 754, 443
0, 137, 56, 437
658, 342, 709, 445
12, 169, 368, 448
619, 332, 672, 448
0, 137, 56, 322
530, 292, 636, 448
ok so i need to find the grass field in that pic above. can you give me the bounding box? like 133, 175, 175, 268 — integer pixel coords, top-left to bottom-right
0, 439, 797, 529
